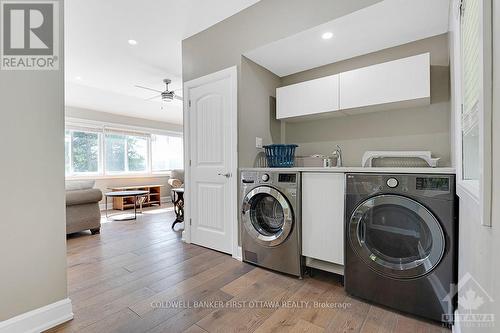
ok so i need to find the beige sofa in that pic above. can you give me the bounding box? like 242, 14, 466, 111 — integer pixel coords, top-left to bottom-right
66, 181, 102, 235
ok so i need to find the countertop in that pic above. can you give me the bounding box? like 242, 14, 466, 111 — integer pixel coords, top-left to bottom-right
239, 167, 456, 174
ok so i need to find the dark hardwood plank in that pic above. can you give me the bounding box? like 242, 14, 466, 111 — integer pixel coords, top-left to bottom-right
48, 206, 450, 333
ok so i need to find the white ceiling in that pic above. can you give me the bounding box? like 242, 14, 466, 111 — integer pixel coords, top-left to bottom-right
244, 0, 450, 77
65, 0, 260, 124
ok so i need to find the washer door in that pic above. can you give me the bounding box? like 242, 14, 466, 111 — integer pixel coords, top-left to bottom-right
349, 194, 445, 279
242, 186, 293, 247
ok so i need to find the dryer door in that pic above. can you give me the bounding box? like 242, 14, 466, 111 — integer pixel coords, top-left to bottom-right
242, 186, 294, 247
349, 194, 445, 279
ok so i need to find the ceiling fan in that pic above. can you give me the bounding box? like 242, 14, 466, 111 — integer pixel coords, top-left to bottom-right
135, 79, 182, 103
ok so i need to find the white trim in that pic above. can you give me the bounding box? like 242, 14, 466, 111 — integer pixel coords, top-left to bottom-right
478, 0, 492, 227
64, 119, 183, 179
65, 117, 183, 137
183, 66, 239, 260
66, 171, 172, 181
305, 257, 344, 276
450, 0, 492, 226
234, 246, 243, 262
456, 180, 480, 204
161, 196, 171, 204
0, 298, 73, 333
452, 310, 462, 333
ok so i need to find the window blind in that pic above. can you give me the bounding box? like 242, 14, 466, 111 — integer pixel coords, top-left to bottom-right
65, 124, 103, 134
461, 0, 480, 136
103, 126, 150, 138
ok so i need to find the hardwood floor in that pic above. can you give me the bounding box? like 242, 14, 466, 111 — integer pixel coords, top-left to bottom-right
48, 206, 450, 333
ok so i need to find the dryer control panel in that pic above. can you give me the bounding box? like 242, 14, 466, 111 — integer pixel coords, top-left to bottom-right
416, 177, 450, 191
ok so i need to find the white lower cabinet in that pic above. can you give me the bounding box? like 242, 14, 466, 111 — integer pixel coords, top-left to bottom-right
302, 172, 345, 266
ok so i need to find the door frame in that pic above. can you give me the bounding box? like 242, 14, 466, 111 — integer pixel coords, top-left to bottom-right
182, 66, 240, 260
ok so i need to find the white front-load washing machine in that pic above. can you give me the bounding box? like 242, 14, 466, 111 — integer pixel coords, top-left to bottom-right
240, 170, 302, 277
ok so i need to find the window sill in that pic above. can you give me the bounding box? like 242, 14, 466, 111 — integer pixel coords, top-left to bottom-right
456, 179, 480, 203
66, 172, 172, 180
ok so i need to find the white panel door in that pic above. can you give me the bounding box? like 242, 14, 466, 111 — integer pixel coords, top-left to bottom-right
185, 67, 237, 255
276, 74, 339, 119
340, 53, 430, 110
302, 172, 345, 265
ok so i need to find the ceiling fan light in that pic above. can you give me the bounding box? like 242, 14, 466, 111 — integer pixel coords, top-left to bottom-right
161, 91, 174, 102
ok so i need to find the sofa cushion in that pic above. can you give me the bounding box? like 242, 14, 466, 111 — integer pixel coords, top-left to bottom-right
168, 178, 183, 188
66, 180, 96, 191
66, 188, 103, 206
170, 169, 184, 182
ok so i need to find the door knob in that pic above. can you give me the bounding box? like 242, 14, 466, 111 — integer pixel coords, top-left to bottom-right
218, 172, 231, 178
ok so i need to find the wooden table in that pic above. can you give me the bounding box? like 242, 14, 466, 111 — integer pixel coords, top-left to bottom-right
108, 185, 163, 210
104, 191, 149, 221
171, 188, 184, 229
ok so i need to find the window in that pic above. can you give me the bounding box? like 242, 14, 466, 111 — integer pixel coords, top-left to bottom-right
461, 0, 481, 180
151, 134, 183, 172
65, 122, 183, 178
65, 129, 101, 176
453, 0, 492, 226
104, 133, 148, 174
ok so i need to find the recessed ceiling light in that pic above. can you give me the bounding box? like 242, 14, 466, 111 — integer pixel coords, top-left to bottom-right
128, 39, 138, 46
75, 76, 82, 80
322, 32, 333, 40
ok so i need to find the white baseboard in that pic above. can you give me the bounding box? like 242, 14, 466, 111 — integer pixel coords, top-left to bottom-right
305, 257, 345, 276
0, 298, 73, 333
233, 246, 243, 261
99, 196, 171, 211
452, 310, 461, 333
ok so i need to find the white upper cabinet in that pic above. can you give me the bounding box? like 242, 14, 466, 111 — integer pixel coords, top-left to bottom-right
276, 53, 430, 120
340, 53, 430, 111
276, 74, 339, 119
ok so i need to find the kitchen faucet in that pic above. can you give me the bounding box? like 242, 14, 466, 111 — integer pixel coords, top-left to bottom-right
332, 145, 343, 167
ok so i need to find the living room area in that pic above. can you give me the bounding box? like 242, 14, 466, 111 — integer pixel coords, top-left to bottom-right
64, 111, 185, 235
58, 1, 193, 330
63, 0, 186, 236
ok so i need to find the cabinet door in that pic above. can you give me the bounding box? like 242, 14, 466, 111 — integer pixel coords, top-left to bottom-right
339, 53, 430, 110
302, 173, 344, 265
277, 74, 339, 119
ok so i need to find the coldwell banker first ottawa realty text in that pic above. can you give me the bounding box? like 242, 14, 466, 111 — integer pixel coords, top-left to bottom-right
1, 0, 59, 70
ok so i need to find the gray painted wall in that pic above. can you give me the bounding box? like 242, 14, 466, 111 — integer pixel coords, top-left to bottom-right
0, 0, 67, 321
282, 34, 451, 166
182, 0, 382, 82
182, 4, 452, 168
240, 57, 281, 167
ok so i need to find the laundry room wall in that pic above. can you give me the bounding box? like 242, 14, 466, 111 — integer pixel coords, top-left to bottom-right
182, 0, 383, 167
240, 56, 282, 168
281, 34, 452, 167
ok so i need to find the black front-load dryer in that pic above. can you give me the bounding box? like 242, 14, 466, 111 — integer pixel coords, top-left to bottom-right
345, 173, 457, 324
